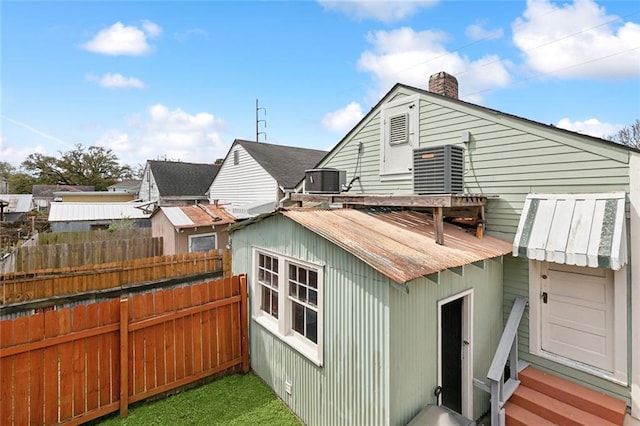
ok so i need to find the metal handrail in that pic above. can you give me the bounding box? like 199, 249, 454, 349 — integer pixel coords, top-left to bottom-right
487, 297, 528, 426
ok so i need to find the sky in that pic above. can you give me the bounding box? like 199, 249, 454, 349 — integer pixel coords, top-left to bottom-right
1, 0, 639, 170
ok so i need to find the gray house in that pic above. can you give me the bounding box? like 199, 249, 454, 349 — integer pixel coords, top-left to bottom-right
138, 160, 220, 207
232, 72, 639, 425
209, 140, 326, 218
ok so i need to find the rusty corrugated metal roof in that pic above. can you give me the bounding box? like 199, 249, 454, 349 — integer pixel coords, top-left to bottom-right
282, 208, 512, 284
162, 204, 236, 229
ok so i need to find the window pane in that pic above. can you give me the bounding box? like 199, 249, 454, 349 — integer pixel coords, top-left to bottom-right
299, 286, 307, 302
260, 286, 270, 313
271, 272, 278, 289
306, 308, 317, 344
289, 264, 296, 281
271, 292, 279, 319
259, 254, 265, 267
273, 258, 278, 273
258, 268, 265, 282
289, 281, 297, 297
265, 256, 271, 270
309, 271, 317, 289
292, 302, 304, 335
299, 268, 307, 285
190, 235, 216, 252
309, 289, 317, 307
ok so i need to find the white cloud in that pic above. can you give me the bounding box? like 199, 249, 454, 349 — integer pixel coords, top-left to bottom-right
0, 135, 47, 168
86, 73, 145, 89
465, 22, 503, 41
512, 0, 640, 78
318, 0, 438, 23
322, 102, 364, 133
357, 27, 512, 103
81, 21, 162, 56
556, 117, 623, 138
96, 104, 228, 166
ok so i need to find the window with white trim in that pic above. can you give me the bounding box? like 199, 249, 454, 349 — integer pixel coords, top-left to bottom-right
188, 232, 217, 253
253, 248, 323, 365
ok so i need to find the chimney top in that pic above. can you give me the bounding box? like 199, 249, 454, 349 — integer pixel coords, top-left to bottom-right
428, 71, 458, 99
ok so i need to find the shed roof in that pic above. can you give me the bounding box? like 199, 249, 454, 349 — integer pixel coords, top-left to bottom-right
159, 204, 236, 229
148, 161, 220, 197
48, 202, 151, 222
512, 192, 627, 270
235, 140, 327, 189
234, 207, 512, 284
0, 194, 33, 213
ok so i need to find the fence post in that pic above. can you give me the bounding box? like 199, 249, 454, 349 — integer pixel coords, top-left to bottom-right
223, 250, 232, 277
120, 297, 129, 417
239, 275, 250, 373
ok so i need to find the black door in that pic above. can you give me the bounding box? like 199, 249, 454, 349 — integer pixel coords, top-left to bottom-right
441, 298, 463, 413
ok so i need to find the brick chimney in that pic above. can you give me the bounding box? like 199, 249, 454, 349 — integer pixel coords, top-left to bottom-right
428, 71, 458, 99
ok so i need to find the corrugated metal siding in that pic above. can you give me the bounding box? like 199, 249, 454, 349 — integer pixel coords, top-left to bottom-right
232, 215, 391, 425
209, 144, 279, 206
320, 85, 632, 403
139, 165, 159, 203
390, 259, 503, 424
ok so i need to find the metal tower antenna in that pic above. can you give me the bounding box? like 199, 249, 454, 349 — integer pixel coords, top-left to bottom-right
256, 99, 267, 142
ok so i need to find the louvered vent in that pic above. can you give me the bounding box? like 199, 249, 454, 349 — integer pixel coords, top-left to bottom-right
389, 113, 409, 145
413, 145, 464, 194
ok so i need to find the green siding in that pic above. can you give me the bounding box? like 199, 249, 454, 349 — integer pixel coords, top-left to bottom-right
320, 85, 632, 403
389, 259, 504, 424
232, 215, 392, 426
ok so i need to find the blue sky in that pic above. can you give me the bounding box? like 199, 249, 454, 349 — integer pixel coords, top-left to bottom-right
2, 0, 639, 169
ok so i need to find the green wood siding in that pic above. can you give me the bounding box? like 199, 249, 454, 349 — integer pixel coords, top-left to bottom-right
320, 85, 632, 403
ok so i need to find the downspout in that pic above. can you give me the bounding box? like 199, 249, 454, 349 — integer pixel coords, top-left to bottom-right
278, 185, 291, 207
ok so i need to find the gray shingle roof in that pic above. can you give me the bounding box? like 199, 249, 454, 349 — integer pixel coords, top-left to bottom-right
235, 140, 327, 189
148, 161, 220, 197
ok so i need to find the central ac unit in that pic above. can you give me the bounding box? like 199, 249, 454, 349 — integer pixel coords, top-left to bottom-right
413, 145, 464, 194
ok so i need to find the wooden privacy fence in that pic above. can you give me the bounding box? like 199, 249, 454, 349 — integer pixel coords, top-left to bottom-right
1, 250, 231, 306
14, 237, 163, 272
0, 274, 249, 425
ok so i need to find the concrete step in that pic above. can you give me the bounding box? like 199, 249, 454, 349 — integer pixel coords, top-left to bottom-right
510, 384, 619, 426
518, 366, 626, 425
504, 401, 556, 426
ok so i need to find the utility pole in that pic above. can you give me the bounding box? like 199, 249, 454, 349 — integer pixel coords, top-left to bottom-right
256, 99, 267, 142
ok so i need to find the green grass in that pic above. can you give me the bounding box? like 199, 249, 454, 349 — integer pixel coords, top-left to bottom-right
96, 373, 302, 425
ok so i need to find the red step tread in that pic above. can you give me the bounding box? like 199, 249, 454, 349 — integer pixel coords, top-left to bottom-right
519, 366, 626, 425
505, 401, 556, 426
511, 385, 619, 426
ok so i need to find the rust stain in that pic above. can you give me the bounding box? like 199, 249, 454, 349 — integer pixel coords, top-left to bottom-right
283, 208, 512, 285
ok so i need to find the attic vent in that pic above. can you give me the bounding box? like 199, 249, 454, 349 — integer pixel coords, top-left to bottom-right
413, 145, 464, 194
389, 113, 409, 145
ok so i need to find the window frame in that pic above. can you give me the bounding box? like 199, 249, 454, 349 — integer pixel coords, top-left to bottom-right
188, 232, 217, 253
252, 247, 324, 366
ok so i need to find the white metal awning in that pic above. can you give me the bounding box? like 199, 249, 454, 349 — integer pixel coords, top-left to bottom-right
513, 192, 627, 270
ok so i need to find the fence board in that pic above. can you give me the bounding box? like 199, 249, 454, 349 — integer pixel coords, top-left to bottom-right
0, 274, 247, 425
1, 250, 228, 306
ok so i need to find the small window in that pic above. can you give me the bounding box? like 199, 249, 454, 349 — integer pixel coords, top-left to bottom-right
389, 113, 409, 145
233, 150, 239, 165
188, 233, 217, 252
257, 253, 279, 319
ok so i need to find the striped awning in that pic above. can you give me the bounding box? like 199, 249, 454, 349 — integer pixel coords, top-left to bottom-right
513, 192, 627, 270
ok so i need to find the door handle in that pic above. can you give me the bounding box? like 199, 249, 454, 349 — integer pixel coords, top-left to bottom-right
542, 292, 548, 304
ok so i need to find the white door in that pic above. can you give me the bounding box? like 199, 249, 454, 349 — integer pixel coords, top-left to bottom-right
541, 263, 614, 372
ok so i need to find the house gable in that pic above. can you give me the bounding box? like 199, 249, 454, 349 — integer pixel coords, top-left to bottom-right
209, 142, 279, 207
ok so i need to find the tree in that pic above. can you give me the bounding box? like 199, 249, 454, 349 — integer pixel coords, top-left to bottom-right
607, 119, 640, 149
21, 144, 134, 191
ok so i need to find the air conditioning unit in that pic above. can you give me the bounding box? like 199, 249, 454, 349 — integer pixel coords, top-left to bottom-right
305, 168, 347, 194
413, 145, 464, 194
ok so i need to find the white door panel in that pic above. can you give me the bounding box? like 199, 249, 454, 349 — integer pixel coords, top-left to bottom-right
541, 263, 614, 372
